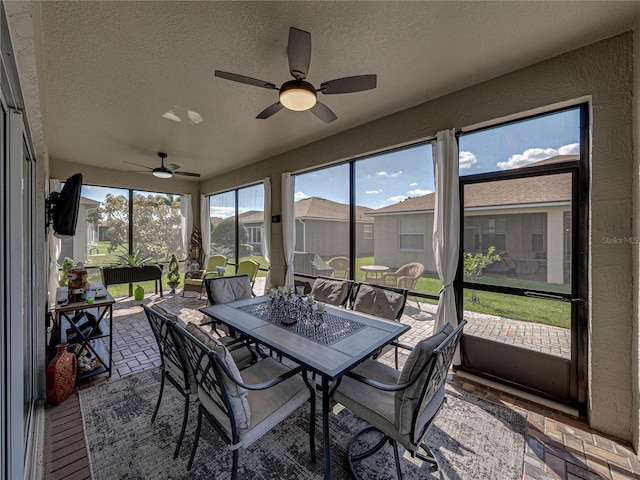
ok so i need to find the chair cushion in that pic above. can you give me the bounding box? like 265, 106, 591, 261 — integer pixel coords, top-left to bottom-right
395, 322, 454, 434
186, 323, 251, 431
240, 357, 310, 448
208, 276, 252, 304
352, 284, 405, 320
311, 277, 350, 306
151, 304, 179, 322
183, 278, 204, 287
333, 360, 399, 438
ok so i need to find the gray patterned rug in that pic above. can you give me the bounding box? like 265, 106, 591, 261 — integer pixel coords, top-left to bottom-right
79, 368, 525, 479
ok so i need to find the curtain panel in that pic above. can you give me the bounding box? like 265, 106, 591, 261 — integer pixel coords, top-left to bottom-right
281, 173, 295, 287
433, 129, 460, 341
180, 194, 193, 258
200, 194, 211, 267
263, 177, 272, 289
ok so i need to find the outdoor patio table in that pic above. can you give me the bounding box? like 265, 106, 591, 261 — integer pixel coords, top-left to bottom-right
200, 295, 409, 480
360, 264, 390, 284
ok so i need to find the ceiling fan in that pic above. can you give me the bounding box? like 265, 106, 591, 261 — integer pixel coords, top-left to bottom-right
215, 27, 377, 123
124, 152, 201, 179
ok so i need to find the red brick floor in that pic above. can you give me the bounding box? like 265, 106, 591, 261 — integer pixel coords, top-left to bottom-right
41, 284, 638, 480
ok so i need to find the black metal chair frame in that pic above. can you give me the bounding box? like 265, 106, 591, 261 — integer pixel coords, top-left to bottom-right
175, 325, 317, 478
331, 320, 466, 479
143, 305, 194, 459
350, 282, 409, 368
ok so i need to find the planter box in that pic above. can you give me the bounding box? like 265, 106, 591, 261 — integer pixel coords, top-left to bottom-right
100, 265, 164, 297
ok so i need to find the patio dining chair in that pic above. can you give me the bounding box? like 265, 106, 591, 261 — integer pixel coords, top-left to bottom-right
142, 304, 255, 459
183, 255, 227, 298
203, 275, 254, 343
236, 259, 260, 289
310, 276, 354, 307
174, 322, 316, 479
331, 320, 466, 479
350, 283, 408, 368
327, 256, 350, 279
381, 262, 425, 291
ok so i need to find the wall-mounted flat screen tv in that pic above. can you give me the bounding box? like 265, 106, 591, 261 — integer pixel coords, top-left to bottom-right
52, 173, 83, 238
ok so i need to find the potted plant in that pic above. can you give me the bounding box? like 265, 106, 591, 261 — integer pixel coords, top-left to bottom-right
167, 253, 180, 294
59, 257, 75, 287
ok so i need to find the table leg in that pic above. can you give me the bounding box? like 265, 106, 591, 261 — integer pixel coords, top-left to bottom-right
321, 377, 332, 480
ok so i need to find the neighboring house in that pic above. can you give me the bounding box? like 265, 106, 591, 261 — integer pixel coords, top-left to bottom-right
368, 158, 574, 285
234, 197, 375, 260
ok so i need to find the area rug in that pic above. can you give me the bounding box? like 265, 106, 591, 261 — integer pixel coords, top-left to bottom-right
79, 369, 525, 480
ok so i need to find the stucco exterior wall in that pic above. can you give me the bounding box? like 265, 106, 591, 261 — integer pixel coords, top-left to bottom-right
199, 34, 635, 444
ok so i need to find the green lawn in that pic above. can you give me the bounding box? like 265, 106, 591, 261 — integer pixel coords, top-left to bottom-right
350, 256, 570, 329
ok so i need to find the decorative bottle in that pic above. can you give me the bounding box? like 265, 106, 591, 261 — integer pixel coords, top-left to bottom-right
46, 343, 77, 405
134, 284, 144, 301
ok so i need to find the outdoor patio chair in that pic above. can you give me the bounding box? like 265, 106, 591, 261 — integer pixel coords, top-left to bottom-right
174, 323, 316, 478
327, 256, 350, 279
183, 255, 227, 298
350, 283, 409, 368
381, 262, 425, 291
310, 276, 354, 307
203, 274, 254, 345
331, 320, 466, 479
142, 304, 255, 459
236, 259, 260, 292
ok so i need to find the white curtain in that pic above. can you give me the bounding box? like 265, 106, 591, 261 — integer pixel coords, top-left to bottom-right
48, 179, 62, 303
433, 129, 460, 340
262, 177, 272, 289
200, 194, 211, 268
180, 194, 193, 258
282, 172, 295, 287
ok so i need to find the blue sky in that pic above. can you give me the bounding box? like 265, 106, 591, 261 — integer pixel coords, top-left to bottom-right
82, 108, 580, 217
296, 107, 580, 210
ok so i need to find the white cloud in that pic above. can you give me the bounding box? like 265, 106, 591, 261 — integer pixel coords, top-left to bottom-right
210, 206, 235, 218
386, 195, 408, 203
366, 189, 382, 194
408, 188, 432, 196
294, 191, 309, 200
497, 143, 579, 170
409, 182, 418, 187
558, 143, 579, 155
377, 170, 402, 177
459, 151, 478, 169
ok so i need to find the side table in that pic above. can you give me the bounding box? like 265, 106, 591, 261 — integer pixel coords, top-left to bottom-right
53, 285, 114, 382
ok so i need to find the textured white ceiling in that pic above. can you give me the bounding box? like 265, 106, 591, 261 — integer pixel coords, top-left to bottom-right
33, 1, 639, 180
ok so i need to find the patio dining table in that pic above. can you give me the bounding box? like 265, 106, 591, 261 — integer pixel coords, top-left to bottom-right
200, 295, 410, 480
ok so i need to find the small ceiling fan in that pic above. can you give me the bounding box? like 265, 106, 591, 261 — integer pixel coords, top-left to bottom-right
124, 152, 201, 178
215, 27, 377, 123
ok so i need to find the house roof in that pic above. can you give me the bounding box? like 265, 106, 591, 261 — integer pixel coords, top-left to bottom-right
236, 198, 374, 224
369, 161, 573, 216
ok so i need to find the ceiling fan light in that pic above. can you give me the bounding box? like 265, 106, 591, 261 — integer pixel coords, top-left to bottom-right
279, 81, 317, 111
153, 170, 172, 179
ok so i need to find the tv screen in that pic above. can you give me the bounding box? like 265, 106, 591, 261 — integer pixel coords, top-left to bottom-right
52, 173, 83, 238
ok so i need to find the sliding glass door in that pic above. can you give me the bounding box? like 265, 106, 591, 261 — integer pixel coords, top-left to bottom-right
457, 105, 587, 406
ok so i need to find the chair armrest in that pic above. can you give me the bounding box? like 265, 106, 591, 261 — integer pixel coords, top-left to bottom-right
215, 357, 305, 391
390, 340, 414, 352
345, 369, 410, 392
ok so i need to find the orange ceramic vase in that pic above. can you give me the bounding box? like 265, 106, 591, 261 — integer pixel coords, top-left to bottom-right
46, 343, 77, 405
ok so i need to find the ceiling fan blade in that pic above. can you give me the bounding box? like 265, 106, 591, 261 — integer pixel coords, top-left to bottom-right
165, 163, 181, 171
173, 171, 201, 178
123, 160, 153, 170
256, 102, 284, 119
214, 70, 277, 90
310, 102, 337, 123
288, 27, 311, 80
320, 75, 377, 94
